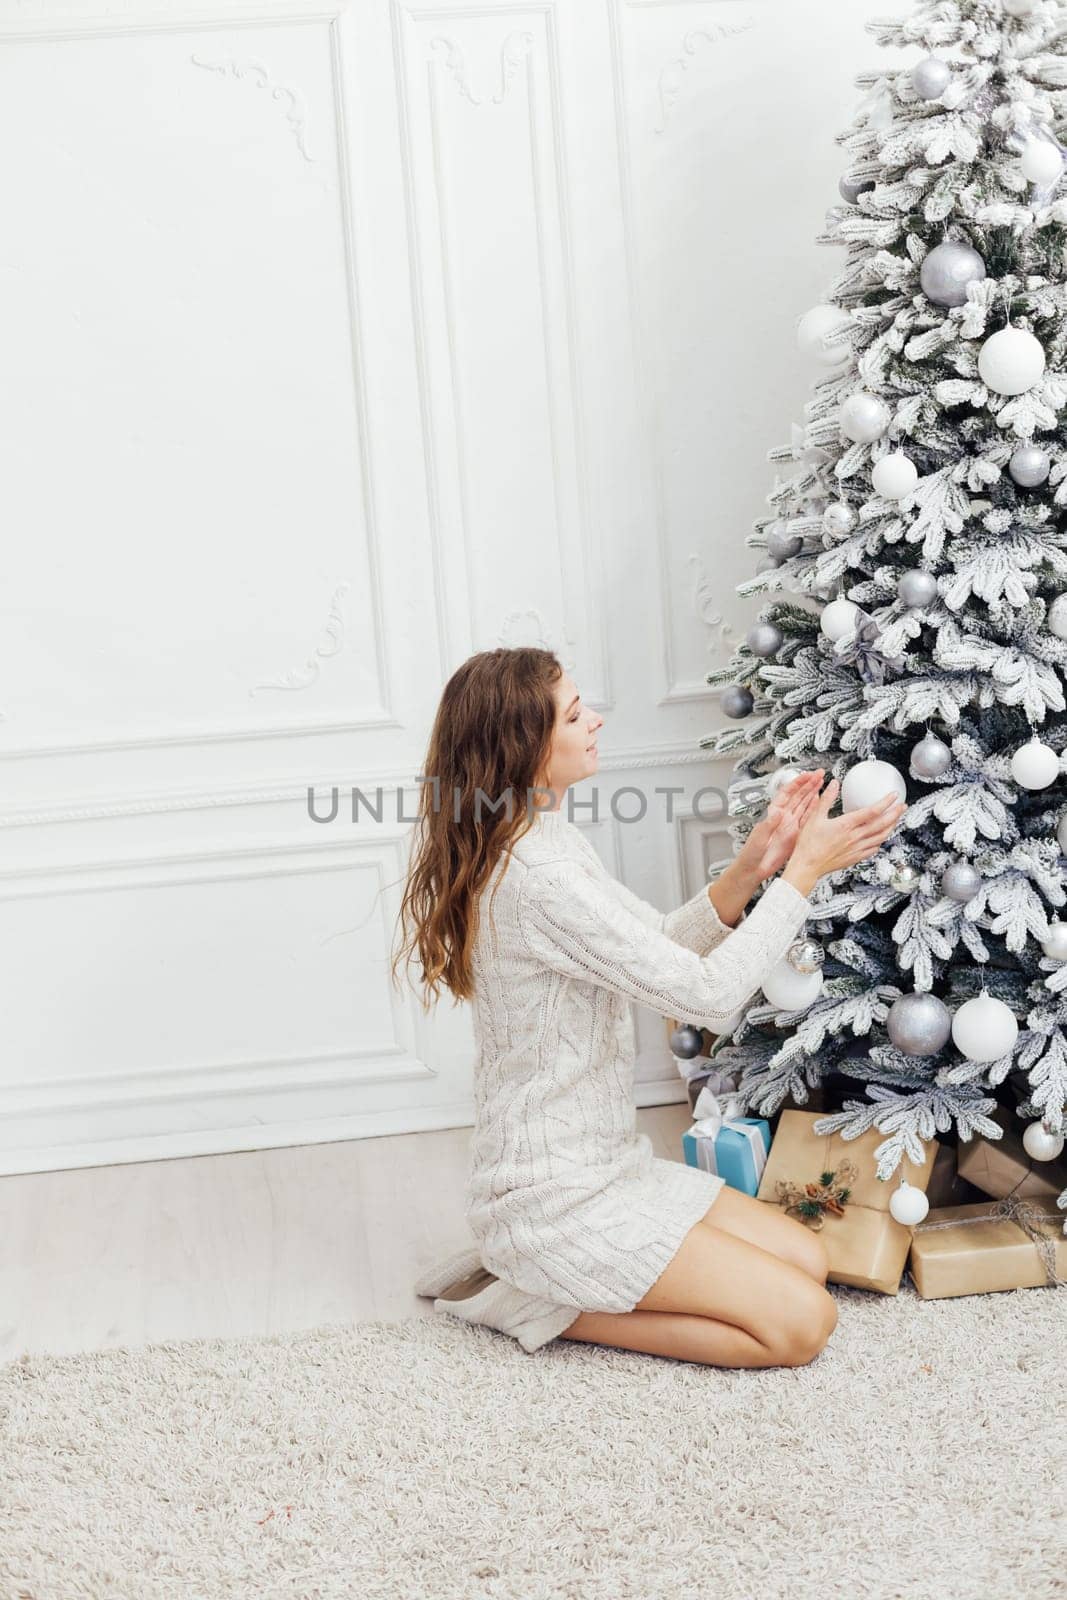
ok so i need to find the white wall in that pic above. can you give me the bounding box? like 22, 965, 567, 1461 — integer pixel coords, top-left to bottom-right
0, 0, 890, 1173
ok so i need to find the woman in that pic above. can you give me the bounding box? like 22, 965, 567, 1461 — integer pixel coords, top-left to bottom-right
394, 647, 906, 1365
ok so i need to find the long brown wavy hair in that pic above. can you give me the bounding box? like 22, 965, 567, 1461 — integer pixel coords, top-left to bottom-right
391, 647, 564, 1008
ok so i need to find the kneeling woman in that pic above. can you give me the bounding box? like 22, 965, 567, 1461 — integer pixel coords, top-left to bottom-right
394, 647, 904, 1366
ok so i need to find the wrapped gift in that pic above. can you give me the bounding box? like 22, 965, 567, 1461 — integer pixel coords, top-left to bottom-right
907, 1196, 1067, 1299
956, 1104, 1067, 1203
682, 1087, 771, 1196
755, 1109, 937, 1295
924, 1139, 988, 1209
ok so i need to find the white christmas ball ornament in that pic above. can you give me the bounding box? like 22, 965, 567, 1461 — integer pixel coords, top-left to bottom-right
872, 452, 919, 500
820, 597, 862, 641
889, 1180, 930, 1227
840, 392, 891, 443
951, 992, 1019, 1063
1042, 922, 1067, 962
1020, 139, 1063, 187
761, 958, 824, 1012
1010, 735, 1060, 790
911, 56, 951, 101
1022, 1119, 1066, 1162
978, 326, 1046, 396
841, 759, 907, 813
1004, 0, 1037, 14
797, 304, 852, 368
1048, 594, 1067, 639
767, 765, 805, 797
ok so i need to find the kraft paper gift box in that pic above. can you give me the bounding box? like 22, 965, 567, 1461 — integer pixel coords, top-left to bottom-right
682, 1115, 772, 1197
956, 1104, 1067, 1203
755, 1109, 938, 1295
907, 1198, 1067, 1299
924, 1138, 989, 1209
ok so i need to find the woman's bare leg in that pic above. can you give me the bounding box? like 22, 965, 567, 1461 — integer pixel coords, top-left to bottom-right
558, 1207, 837, 1366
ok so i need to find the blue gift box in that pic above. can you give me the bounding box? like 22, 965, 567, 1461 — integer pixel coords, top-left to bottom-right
682, 1115, 772, 1196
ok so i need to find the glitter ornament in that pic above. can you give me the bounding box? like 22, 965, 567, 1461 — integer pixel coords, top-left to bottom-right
891, 863, 921, 894
942, 861, 981, 903
887, 992, 952, 1055
978, 326, 1046, 395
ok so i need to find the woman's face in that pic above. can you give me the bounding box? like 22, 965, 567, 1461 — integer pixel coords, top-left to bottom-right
538, 674, 603, 806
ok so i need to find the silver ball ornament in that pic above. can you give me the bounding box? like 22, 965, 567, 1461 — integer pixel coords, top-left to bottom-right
1058, 812, 1067, 856
756, 555, 782, 574
746, 622, 784, 657
839, 173, 875, 205
898, 569, 938, 608
942, 861, 981, 903
911, 732, 952, 779
891, 863, 921, 894
911, 56, 952, 100
1009, 444, 1051, 487
766, 522, 802, 561
919, 241, 986, 308
887, 992, 952, 1055
669, 1024, 705, 1060
722, 685, 754, 719
823, 502, 857, 537
1047, 594, 1067, 640
1042, 922, 1067, 961
1022, 1119, 1066, 1162
787, 938, 825, 975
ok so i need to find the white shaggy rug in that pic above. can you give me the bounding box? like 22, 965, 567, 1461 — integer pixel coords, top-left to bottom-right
3, 1283, 1066, 1600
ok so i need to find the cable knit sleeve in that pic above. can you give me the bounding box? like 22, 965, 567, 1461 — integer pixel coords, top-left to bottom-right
607, 873, 739, 956
518, 857, 812, 1027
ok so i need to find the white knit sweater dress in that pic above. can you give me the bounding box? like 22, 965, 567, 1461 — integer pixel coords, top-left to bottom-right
440, 806, 813, 1351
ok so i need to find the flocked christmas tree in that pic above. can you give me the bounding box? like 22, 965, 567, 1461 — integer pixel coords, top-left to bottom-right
699, 0, 1067, 1213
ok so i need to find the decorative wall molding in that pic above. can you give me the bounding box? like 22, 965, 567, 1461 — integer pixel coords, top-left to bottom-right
654, 20, 755, 134
429, 29, 533, 106
190, 50, 317, 159
250, 580, 352, 695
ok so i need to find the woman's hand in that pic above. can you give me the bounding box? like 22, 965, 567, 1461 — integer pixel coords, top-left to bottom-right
734, 770, 826, 886
781, 775, 907, 897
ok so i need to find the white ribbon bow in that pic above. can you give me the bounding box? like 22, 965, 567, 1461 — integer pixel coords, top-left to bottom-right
688, 1086, 769, 1184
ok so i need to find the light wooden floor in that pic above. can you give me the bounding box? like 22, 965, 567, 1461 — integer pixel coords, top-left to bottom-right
0, 1102, 694, 1363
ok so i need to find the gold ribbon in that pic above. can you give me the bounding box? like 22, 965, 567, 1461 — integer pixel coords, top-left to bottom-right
912, 1194, 1067, 1289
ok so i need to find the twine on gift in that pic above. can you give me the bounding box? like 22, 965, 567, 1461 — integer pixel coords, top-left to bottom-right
775, 1149, 860, 1230
912, 1195, 1067, 1289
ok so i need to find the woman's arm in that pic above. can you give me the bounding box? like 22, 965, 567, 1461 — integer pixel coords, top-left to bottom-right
595, 859, 757, 955
518, 856, 811, 1028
